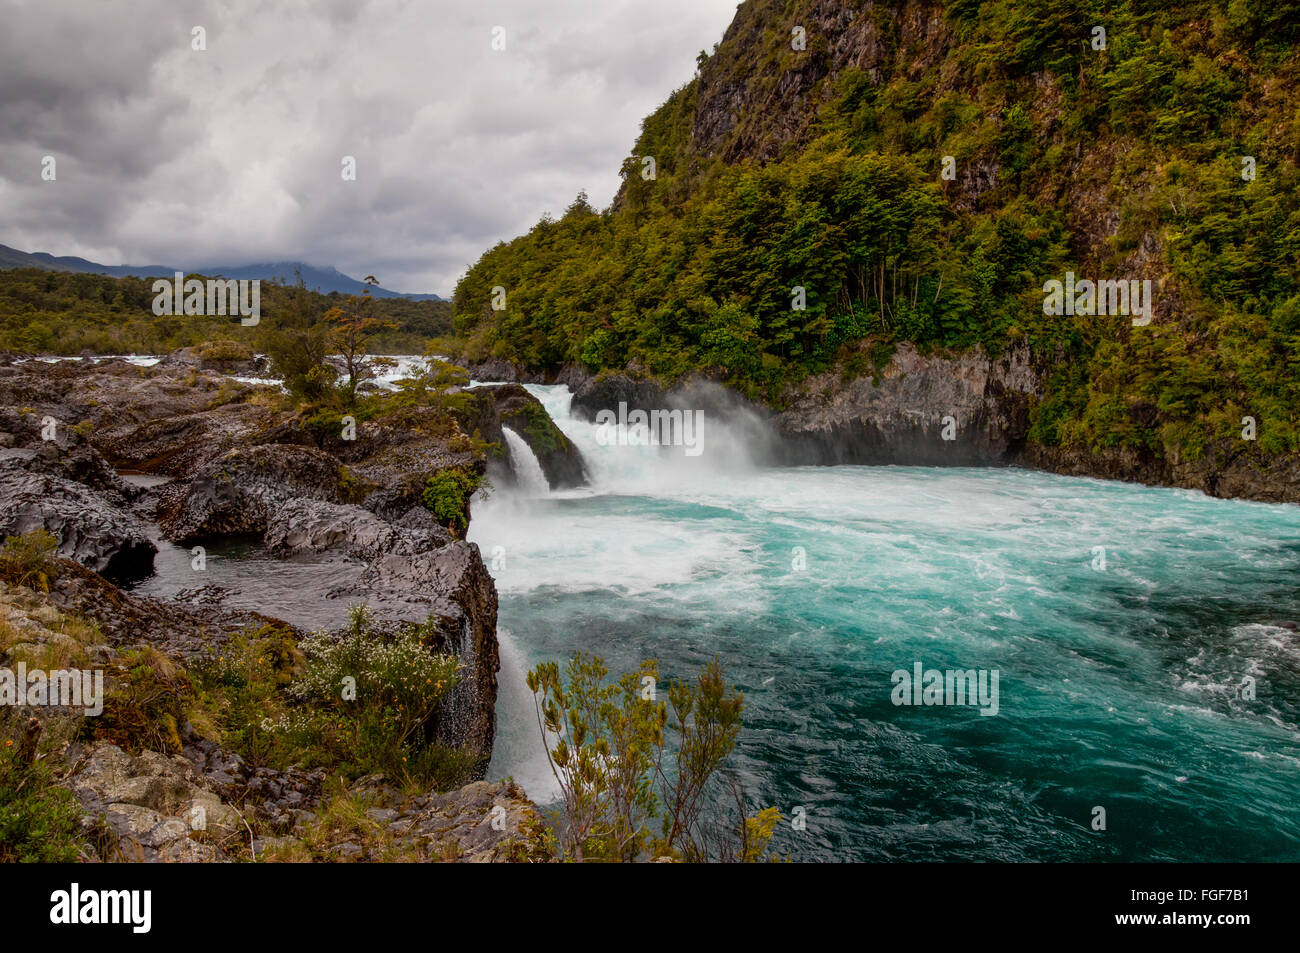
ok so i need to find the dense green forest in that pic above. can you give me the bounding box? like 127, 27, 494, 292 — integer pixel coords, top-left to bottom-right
451, 0, 1300, 460
0, 267, 452, 356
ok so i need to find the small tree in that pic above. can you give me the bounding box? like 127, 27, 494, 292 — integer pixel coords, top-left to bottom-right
655, 658, 745, 859
526, 652, 778, 862
326, 276, 397, 404
264, 272, 335, 403
391, 351, 472, 414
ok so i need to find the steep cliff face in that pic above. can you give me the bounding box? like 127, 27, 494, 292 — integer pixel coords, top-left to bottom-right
568, 373, 673, 422
411, 541, 500, 766
774, 342, 1038, 465
560, 346, 1037, 467
685, 0, 950, 165
1024, 435, 1300, 505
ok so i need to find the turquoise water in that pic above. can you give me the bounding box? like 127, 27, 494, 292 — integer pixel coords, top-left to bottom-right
469, 385, 1300, 862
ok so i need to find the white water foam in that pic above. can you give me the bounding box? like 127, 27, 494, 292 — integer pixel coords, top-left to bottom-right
501, 427, 549, 496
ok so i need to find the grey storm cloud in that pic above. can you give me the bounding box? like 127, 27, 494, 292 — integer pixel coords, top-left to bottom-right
0, 0, 739, 294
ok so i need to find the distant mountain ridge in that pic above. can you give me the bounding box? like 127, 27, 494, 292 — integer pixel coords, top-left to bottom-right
0, 243, 443, 301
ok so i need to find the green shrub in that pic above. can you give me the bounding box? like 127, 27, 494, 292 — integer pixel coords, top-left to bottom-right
275, 607, 472, 789
337, 465, 369, 503
527, 652, 778, 862
0, 529, 60, 592
195, 339, 253, 363
0, 712, 87, 862
421, 468, 484, 536
187, 624, 302, 765
188, 609, 477, 791
290, 606, 460, 748
91, 646, 189, 755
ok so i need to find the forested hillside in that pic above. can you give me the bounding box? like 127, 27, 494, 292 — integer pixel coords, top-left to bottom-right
451, 0, 1300, 465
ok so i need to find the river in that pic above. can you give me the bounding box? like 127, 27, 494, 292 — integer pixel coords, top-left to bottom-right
469, 383, 1300, 862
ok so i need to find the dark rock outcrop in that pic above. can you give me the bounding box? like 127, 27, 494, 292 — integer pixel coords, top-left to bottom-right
0, 357, 274, 478
1025, 437, 1300, 504
266, 498, 501, 770
149, 427, 501, 770
27, 555, 289, 660
460, 383, 587, 490
569, 373, 669, 422
371, 540, 499, 768
0, 455, 156, 582
265, 497, 449, 559
101, 404, 275, 477
559, 347, 1039, 469
0, 356, 511, 788
774, 343, 1039, 466
0, 408, 139, 501
457, 357, 547, 384
491, 384, 587, 489
158, 344, 268, 378
158, 444, 345, 542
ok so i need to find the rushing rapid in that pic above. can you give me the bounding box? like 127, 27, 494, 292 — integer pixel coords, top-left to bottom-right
470, 384, 1300, 862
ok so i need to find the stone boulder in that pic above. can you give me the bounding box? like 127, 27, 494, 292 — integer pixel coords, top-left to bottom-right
66, 743, 243, 862
158, 444, 346, 541
264, 497, 451, 560
0, 455, 156, 582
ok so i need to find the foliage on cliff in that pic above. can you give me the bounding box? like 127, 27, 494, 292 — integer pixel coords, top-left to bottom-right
452, 0, 1300, 466
422, 468, 484, 536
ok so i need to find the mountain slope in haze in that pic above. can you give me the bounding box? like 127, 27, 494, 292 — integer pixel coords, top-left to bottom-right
0, 244, 443, 301
451, 0, 1300, 500
0, 243, 174, 279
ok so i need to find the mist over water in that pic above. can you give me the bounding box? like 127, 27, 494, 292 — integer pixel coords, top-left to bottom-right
476, 384, 1300, 861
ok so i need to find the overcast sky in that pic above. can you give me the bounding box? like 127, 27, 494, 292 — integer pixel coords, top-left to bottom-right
0, 0, 739, 295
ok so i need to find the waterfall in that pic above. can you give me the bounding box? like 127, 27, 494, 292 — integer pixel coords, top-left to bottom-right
502, 427, 550, 496
521, 383, 763, 495
491, 627, 562, 802
476, 382, 770, 800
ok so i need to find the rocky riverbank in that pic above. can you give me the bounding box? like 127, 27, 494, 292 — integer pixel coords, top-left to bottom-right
0, 353, 560, 862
